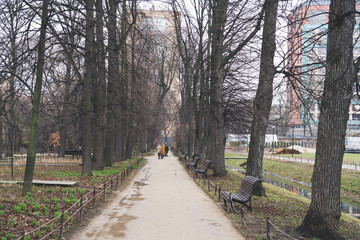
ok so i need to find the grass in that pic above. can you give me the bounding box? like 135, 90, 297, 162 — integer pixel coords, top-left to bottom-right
187, 158, 360, 239
264, 151, 360, 163
226, 152, 360, 206
0, 157, 146, 239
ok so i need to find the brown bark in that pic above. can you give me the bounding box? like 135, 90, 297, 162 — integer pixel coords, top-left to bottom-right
59, 40, 72, 157
104, 0, 120, 166
246, 0, 279, 196
23, 0, 49, 194
297, 1, 355, 239
92, 0, 106, 170
81, 0, 95, 176
208, 0, 229, 176
120, 0, 128, 161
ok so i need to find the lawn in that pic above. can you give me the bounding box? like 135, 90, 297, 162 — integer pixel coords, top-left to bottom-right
263, 151, 360, 163
0, 157, 146, 240
185, 156, 360, 239
225, 152, 360, 206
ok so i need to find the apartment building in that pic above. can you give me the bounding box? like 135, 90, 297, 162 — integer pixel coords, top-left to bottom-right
287, 0, 360, 137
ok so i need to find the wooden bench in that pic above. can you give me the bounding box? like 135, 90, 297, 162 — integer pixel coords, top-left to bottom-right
195, 159, 212, 178
185, 155, 200, 170
178, 152, 188, 163
171, 147, 178, 156
220, 175, 262, 212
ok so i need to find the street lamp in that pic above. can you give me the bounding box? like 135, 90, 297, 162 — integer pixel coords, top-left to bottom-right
246, 129, 249, 152
292, 124, 295, 158
272, 126, 275, 155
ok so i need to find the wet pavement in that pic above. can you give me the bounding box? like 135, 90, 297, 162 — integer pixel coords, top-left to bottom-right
70, 152, 244, 240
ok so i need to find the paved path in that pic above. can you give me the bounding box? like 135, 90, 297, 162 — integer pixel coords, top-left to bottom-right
71, 152, 244, 240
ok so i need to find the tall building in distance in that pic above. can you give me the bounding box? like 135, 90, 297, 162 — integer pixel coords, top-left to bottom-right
287, 0, 360, 137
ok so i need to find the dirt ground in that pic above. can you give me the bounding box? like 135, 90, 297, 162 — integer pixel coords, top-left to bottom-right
69, 152, 245, 240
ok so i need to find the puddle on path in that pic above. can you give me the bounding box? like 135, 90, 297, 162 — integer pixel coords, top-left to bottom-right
128, 193, 145, 201
133, 180, 148, 188
108, 213, 138, 238
119, 196, 135, 208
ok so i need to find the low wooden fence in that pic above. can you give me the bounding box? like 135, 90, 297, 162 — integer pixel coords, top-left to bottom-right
14, 158, 143, 240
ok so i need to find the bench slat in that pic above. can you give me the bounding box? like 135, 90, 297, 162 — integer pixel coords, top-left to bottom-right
220, 175, 261, 212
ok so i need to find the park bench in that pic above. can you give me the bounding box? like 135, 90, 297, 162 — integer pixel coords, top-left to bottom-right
64, 150, 82, 157
220, 175, 262, 212
195, 159, 212, 178
171, 147, 178, 156
179, 152, 188, 163
185, 155, 200, 170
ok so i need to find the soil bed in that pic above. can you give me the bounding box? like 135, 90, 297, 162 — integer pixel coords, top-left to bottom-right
0, 156, 145, 240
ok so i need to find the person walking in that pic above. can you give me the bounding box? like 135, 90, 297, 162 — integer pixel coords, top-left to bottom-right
161, 144, 165, 159
164, 143, 169, 157
157, 144, 162, 159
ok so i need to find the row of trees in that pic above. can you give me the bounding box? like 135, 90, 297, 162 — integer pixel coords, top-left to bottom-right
0, 0, 176, 192
170, 0, 358, 239
1, 0, 358, 238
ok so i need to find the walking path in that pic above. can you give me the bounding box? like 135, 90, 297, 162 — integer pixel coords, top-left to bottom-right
71, 152, 244, 240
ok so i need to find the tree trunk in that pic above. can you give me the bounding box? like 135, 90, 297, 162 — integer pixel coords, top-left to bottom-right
7, 33, 16, 157
208, 0, 229, 176
59, 46, 72, 157
194, 25, 206, 158
23, 0, 49, 195
92, 0, 106, 170
0, 88, 3, 159
120, 0, 129, 161
246, 0, 278, 196
104, 0, 120, 166
297, 1, 355, 239
81, 0, 95, 176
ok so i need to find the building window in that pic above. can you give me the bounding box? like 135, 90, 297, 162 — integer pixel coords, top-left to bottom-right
353, 114, 360, 120
307, 10, 326, 24
154, 17, 167, 33
141, 16, 152, 30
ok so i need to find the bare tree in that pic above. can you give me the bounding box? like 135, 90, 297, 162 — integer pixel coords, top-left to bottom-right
104, 0, 120, 166
246, 0, 279, 195
207, 0, 265, 176
91, 0, 106, 170
23, 0, 50, 194
297, 1, 356, 239
81, 0, 95, 176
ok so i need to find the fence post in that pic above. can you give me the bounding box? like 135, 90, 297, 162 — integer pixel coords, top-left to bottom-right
21, 231, 25, 240
116, 174, 119, 190
240, 207, 245, 226
266, 217, 270, 240
103, 182, 106, 202
11, 157, 14, 177
59, 211, 65, 240
218, 186, 221, 202
93, 187, 96, 209
215, 185, 217, 196
80, 193, 83, 222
